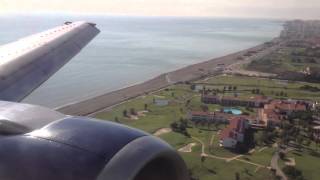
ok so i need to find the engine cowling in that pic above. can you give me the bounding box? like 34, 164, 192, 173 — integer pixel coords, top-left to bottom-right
0, 101, 189, 180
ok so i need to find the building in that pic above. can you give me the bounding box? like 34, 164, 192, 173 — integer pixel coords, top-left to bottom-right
258, 108, 282, 128
265, 100, 308, 116
202, 95, 270, 108
220, 117, 249, 148
154, 99, 169, 106
189, 111, 232, 123
259, 100, 308, 127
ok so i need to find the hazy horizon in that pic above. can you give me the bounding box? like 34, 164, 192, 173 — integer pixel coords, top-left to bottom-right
0, 0, 319, 20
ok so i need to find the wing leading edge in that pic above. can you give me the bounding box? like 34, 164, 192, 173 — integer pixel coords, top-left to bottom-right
0, 21, 100, 102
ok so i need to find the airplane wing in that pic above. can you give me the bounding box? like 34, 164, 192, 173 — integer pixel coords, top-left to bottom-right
0, 22, 188, 180
0, 21, 100, 102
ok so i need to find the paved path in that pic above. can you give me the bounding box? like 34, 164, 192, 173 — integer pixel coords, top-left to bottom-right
153, 128, 172, 136
271, 151, 288, 180
209, 133, 215, 147
178, 143, 197, 153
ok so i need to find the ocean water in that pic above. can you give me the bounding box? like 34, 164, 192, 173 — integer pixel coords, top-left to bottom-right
0, 14, 283, 108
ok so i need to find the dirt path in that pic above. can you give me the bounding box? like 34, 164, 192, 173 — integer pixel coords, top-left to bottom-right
209, 133, 215, 147
153, 128, 172, 136
178, 143, 197, 153
271, 150, 288, 180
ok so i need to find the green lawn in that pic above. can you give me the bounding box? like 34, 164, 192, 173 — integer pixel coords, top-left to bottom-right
160, 132, 193, 149
182, 152, 274, 180
279, 145, 320, 180
247, 47, 320, 75
195, 75, 320, 101
241, 147, 275, 166
95, 85, 196, 133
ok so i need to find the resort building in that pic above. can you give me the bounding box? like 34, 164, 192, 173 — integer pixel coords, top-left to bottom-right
259, 100, 308, 127
189, 111, 233, 123
202, 95, 270, 108
220, 117, 249, 148
153, 99, 169, 106
258, 108, 282, 128
268, 100, 308, 115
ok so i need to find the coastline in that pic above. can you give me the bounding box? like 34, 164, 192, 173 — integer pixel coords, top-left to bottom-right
57, 41, 276, 116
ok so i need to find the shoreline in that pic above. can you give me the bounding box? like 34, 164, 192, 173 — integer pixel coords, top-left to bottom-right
57, 41, 276, 116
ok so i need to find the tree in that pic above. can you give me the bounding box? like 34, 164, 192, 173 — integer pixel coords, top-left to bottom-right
235, 172, 240, 180
114, 116, 120, 123
279, 151, 286, 160
201, 155, 206, 167
130, 108, 136, 115
186, 100, 191, 107
296, 135, 304, 150
280, 91, 284, 96
123, 109, 128, 117
170, 122, 179, 131
254, 131, 264, 146
256, 88, 260, 94
282, 166, 303, 180
190, 84, 196, 90
201, 105, 209, 112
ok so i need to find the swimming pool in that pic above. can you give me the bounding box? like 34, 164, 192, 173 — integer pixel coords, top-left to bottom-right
223, 108, 242, 115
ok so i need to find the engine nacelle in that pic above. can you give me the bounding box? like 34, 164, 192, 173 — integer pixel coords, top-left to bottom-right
0, 101, 189, 180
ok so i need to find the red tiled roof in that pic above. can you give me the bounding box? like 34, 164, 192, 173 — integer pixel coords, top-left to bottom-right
221, 128, 235, 139
273, 101, 306, 111
266, 100, 307, 112
220, 117, 246, 140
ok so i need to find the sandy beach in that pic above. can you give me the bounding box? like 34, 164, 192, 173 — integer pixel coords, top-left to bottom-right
57, 42, 275, 116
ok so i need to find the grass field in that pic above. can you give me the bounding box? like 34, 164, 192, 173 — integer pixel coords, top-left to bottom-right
182, 152, 274, 180
278, 143, 320, 180
196, 74, 320, 101
247, 47, 320, 75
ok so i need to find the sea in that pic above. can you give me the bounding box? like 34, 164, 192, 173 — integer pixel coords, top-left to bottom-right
0, 14, 283, 108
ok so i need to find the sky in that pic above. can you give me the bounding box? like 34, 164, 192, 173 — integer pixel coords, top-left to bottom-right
0, 0, 319, 19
